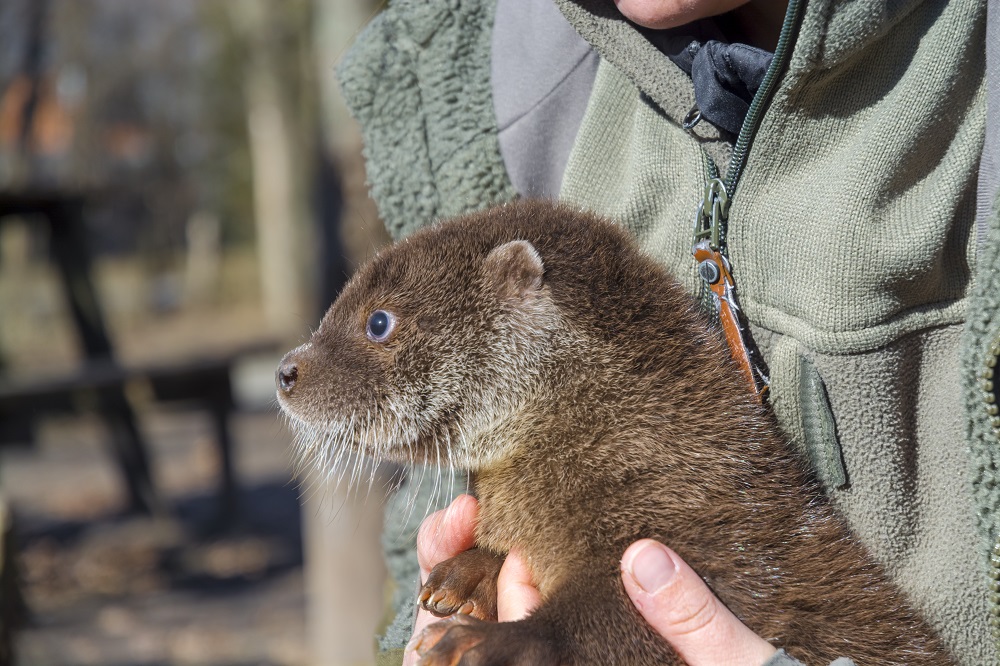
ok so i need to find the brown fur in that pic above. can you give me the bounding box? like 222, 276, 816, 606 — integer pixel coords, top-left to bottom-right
277, 200, 954, 665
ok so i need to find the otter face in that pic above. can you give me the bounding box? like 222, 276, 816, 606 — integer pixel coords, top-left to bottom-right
276, 229, 560, 476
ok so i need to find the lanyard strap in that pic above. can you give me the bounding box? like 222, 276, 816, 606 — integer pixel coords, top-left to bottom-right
692, 179, 770, 402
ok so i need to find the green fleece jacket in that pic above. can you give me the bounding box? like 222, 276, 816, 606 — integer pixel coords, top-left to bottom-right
339, 0, 998, 664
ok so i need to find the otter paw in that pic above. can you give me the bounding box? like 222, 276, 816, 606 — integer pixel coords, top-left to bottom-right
419, 548, 504, 621
408, 615, 560, 666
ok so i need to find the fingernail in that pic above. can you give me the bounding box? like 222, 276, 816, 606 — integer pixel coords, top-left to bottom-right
445, 494, 470, 520
442, 499, 462, 525
627, 542, 677, 594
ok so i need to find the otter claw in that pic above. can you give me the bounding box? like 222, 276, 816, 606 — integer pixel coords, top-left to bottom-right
419, 548, 505, 621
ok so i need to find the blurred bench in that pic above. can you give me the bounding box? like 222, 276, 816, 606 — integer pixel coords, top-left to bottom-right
0, 190, 164, 516
0, 343, 281, 521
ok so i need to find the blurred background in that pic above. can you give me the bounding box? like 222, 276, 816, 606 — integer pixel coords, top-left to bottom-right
0, 1, 392, 664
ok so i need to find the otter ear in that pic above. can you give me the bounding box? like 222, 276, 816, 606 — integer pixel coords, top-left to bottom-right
484, 240, 544, 301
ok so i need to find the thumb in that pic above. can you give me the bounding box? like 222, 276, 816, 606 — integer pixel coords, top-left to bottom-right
621, 540, 777, 666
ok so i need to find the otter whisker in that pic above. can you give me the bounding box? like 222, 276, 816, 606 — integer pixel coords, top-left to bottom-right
331, 417, 347, 490
347, 421, 360, 495
363, 412, 383, 507
444, 429, 455, 509
351, 411, 372, 496
331, 416, 354, 493
403, 460, 430, 536
424, 429, 444, 526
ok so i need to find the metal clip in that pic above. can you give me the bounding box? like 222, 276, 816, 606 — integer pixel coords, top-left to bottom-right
692, 178, 730, 251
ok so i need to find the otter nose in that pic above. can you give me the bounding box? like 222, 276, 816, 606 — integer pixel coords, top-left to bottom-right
276, 360, 298, 393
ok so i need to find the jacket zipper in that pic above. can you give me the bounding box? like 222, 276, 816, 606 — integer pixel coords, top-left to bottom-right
723, 0, 806, 196
696, 0, 806, 252
691, 0, 805, 399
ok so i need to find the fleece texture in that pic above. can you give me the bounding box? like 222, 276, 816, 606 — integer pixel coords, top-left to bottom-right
337, 0, 516, 240
561, 57, 991, 664
559, 62, 706, 293
964, 188, 1000, 581
963, 3, 1000, 651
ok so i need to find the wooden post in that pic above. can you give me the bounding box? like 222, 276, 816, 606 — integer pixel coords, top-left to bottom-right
301, 2, 390, 665
229, 0, 308, 334
302, 467, 388, 666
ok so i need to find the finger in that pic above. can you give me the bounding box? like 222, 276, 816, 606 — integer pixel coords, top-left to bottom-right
496, 548, 542, 621
408, 495, 479, 666
621, 540, 777, 666
416, 494, 479, 578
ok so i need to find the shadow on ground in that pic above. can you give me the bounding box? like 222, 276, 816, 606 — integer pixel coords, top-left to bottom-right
5, 410, 309, 666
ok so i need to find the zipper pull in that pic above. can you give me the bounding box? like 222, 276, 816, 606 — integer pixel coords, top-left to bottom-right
693, 178, 729, 251
692, 179, 770, 402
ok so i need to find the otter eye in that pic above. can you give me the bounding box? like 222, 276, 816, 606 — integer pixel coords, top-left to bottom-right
366, 310, 394, 342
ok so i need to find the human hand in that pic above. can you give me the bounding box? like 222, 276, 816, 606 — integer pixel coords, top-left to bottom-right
621, 539, 778, 666
403, 494, 541, 666
406, 496, 776, 666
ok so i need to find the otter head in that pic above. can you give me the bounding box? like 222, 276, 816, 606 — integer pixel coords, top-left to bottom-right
276, 222, 561, 474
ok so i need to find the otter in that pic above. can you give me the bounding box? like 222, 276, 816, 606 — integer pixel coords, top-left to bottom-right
276, 200, 952, 665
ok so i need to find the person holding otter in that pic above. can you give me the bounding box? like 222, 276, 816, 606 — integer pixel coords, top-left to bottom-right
334, 0, 999, 663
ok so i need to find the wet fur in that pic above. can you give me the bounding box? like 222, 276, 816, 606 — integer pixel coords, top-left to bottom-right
277, 200, 953, 665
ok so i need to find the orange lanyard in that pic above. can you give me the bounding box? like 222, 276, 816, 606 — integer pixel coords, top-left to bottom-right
692, 179, 770, 403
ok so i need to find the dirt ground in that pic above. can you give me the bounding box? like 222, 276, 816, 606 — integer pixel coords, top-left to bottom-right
1, 405, 310, 666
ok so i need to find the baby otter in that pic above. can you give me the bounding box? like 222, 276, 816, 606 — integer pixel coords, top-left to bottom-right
276, 200, 952, 665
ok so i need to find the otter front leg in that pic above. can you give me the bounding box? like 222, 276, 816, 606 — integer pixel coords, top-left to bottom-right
413, 565, 680, 666
419, 548, 505, 620
410, 614, 561, 666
